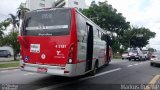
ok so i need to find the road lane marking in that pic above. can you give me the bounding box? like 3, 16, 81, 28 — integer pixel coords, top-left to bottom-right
37, 68, 122, 90
81, 68, 122, 80
111, 60, 128, 63
0, 69, 19, 73
144, 75, 160, 90
0, 70, 9, 73
13, 69, 19, 71
139, 62, 142, 64
127, 61, 150, 68
127, 65, 133, 67
24, 73, 35, 75
134, 64, 138, 66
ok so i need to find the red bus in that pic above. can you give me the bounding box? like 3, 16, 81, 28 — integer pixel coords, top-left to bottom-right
18, 8, 112, 77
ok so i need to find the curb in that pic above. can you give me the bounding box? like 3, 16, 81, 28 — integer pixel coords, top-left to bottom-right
0, 67, 19, 71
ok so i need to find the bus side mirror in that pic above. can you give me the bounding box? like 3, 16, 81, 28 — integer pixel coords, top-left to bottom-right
101, 34, 111, 45
101, 34, 107, 41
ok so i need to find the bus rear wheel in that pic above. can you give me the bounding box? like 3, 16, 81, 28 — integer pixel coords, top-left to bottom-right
105, 57, 110, 66
90, 61, 98, 76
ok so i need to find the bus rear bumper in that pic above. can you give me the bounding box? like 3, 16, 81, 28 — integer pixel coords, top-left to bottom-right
20, 63, 76, 77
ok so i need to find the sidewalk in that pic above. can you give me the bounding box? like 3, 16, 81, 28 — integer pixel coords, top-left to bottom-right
0, 57, 14, 62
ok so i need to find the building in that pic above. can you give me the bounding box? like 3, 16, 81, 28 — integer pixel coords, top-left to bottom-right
23, 0, 88, 11
56, 0, 87, 10
25, 0, 55, 10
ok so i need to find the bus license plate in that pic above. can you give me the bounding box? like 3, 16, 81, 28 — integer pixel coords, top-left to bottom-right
37, 67, 47, 73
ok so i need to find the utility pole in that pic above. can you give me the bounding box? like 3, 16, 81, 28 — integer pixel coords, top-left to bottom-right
129, 32, 136, 49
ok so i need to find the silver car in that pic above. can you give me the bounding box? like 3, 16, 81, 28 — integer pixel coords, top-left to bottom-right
150, 52, 160, 67
128, 48, 146, 61
0, 50, 11, 58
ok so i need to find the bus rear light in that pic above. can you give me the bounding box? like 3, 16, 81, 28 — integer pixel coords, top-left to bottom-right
20, 55, 23, 60
68, 45, 74, 64
68, 59, 73, 64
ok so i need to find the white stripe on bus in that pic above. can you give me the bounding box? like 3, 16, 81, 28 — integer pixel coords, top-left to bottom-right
26, 25, 68, 30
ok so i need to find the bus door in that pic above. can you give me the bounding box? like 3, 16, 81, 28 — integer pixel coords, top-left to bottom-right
85, 23, 93, 71
102, 34, 111, 63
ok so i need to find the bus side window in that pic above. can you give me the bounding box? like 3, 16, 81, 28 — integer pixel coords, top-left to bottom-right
93, 28, 99, 40
97, 30, 100, 37
99, 31, 102, 38
101, 32, 103, 38
76, 12, 87, 42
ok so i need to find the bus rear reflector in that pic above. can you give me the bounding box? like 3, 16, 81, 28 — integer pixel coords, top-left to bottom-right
21, 64, 25, 68
64, 71, 69, 73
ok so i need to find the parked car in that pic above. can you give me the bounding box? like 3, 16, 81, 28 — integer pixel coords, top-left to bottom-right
0, 50, 11, 58
122, 51, 129, 60
128, 48, 146, 61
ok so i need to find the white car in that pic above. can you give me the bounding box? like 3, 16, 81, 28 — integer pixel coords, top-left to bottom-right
150, 59, 160, 67
122, 51, 129, 60
150, 52, 160, 67
150, 55, 158, 61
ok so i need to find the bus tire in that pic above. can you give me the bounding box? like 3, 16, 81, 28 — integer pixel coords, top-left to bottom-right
90, 61, 98, 76
105, 57, 110, 66
129, 59, 131, 61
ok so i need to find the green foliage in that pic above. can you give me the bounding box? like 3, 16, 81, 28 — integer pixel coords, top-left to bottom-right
2, 32, 20, 60
82, 1, 156, 53
148, 48, 156, 52
0, 4, 30, 60
122, 27, 156, 48
82, 1, 130, 53
17, 4, 30, 20
0, 20, 10, 46
82, 1, 130, 35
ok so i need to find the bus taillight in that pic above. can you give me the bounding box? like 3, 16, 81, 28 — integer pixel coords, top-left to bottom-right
68, 46, 74, 64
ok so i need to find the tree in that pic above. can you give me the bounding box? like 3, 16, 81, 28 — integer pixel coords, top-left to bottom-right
0, 20, 10, 46
82, 1, 130, 53
148, 48, 156, 52
2, 32, 20, 60
0, 23, 4, 46
82, 1, 130, 35
17, 4, 30, 20
8, 14, 19, 32
0, 4, 29, 60
122, 27, 156, 48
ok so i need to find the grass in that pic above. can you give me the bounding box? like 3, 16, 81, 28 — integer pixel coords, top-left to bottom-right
0, 61, 19, 68
0, 60, 19, 63
113, 55, 122, 59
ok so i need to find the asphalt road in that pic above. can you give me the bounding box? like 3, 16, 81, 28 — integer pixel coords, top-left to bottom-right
0, 59, 160, 90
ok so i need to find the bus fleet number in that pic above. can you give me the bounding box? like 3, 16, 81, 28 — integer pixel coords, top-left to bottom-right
55, 45, 67, 49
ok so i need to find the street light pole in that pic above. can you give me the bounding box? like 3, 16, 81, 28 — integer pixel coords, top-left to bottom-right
129, 32, 137, 48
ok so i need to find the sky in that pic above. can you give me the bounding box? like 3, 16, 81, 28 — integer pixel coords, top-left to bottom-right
0, 0, 160, 50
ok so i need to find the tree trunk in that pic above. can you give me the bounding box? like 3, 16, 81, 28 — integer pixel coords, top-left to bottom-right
13, 50, 17, 60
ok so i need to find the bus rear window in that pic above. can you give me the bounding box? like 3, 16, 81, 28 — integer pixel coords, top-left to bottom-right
23, 9, 71, 36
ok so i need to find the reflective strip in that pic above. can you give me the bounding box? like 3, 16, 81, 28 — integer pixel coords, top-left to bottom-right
26, 25, 68, 30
